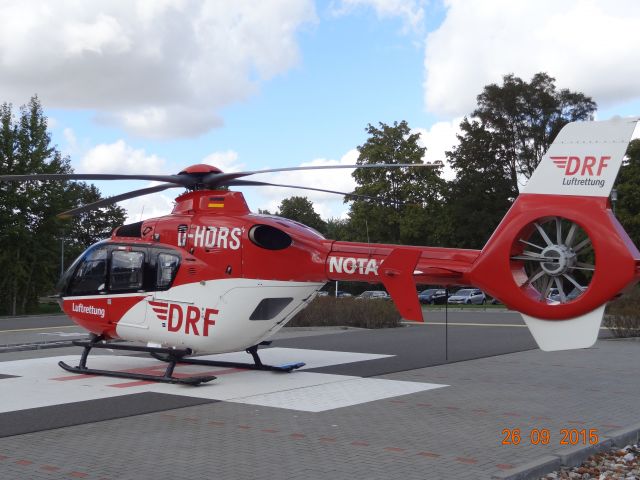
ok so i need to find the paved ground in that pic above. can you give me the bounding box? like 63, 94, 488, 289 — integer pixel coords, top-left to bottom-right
0, 311, 636, 480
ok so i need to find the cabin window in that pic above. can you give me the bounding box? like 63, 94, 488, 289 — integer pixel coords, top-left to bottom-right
110, 250, 145, 291
249, 298, 293, 320
156, 253, 180, 290
68, 248, 108, 295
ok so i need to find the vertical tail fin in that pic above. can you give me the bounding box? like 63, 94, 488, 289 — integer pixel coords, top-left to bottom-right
470, 117, 640, 350
522, 116, 639, 197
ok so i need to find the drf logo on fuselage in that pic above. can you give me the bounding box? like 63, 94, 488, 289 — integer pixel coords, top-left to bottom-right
149, 301, 217, 336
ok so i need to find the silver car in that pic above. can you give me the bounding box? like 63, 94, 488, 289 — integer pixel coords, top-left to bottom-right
356, 290, 389, 300
447, 288, 486, 305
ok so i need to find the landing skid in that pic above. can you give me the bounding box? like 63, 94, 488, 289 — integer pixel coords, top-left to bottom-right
150, 341, 306, 373
58, 335, 216, 386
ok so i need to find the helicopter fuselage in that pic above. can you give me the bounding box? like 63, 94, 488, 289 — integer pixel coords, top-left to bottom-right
56, 189, 482, 353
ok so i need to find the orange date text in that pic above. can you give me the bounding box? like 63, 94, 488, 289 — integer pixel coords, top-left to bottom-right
501, 428, 599, 446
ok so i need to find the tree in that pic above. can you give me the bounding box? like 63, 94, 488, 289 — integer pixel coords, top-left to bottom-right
615, 139, 640, 247
347, 120, 446, 245
277, 196, 326, 233
0, 96, 126, 315
445, 73, 597, 248
324, 217, 349, 240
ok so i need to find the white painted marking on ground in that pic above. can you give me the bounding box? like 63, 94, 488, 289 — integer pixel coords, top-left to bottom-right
0, 348, 447, 413
228, 378, 447, 412
0, 377, 135, 413
198, 347, 392, 370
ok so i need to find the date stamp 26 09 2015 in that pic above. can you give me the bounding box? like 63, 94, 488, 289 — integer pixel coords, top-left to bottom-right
501, 428, 599, 446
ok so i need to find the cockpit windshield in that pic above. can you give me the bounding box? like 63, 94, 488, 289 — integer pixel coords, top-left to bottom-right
68, 247, 108, 295
57, 242, 181, 297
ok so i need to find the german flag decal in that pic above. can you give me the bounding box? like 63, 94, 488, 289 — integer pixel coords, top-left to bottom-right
208, 196, 225, 208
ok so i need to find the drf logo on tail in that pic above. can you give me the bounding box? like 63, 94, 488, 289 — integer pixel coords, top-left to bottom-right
552, 156, 610, 176
149, 301, 217, 336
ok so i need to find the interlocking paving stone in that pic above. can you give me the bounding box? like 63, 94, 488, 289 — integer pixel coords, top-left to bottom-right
0, 335, 637, 479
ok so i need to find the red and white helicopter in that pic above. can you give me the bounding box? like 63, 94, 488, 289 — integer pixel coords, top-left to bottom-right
2, 117, 639, 385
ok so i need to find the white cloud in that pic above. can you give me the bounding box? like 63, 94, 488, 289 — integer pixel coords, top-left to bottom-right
80, 140, 166, 174
62, 127, 78, 155
335, 0, 425, 34
424, 0, 640, 117
119, 183, 177, 223
0, 0, 316, 138
413, 117, 462, 180
201, 150, 245, 173
248, 149, 360, 219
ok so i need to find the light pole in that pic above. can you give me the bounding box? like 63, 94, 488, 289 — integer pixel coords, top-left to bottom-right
60, 236, 65, 278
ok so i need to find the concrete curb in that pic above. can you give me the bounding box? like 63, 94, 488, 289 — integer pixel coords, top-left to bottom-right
491, 455, 561, 480
492, 426, 640, 480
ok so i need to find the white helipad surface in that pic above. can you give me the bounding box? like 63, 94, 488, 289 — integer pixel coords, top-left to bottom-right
0, 348, 447, 413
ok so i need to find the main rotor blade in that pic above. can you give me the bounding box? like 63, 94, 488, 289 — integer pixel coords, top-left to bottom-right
58, 183, 180, 218
203, 163, 436, 186
0, 173, 192, 185
226, 179, 404, 204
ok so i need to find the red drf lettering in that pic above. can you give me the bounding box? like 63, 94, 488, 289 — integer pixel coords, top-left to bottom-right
203, 308, 217, 336
565, 156, 610, 176
168, 304, 183, 332
166, 304, 217, 336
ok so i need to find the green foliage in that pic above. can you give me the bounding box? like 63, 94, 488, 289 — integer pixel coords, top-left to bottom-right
604, 285, 640, 338
347, 120, 446, 245
324, 217, 349, 240
614, 139, 640, 247
0, 96, 126, 315
444, 73, 597, 248
277, 196, 326, 233
286, 296, 401, 328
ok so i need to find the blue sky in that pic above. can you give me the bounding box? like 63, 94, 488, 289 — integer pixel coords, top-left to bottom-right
2, 0, 639, 221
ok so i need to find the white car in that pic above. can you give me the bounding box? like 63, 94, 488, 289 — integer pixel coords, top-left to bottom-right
447, 288, 486, 305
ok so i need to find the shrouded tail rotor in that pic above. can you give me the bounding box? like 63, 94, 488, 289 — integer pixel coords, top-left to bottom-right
511, 216, 594, 305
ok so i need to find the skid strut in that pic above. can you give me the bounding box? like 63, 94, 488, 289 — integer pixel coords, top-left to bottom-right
151, 341, 306, 373
58, 335, 216, 386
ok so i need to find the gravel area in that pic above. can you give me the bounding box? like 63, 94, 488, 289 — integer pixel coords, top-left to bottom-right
541, 444, 639, 479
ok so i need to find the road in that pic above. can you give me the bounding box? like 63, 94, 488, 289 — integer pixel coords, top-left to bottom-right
0, 308, 520, 333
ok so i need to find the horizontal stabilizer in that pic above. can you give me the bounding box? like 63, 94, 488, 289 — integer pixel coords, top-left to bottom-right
521, 305, 605, 351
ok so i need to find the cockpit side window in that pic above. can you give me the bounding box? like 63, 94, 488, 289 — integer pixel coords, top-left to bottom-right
110, 250, 145, 291
156, 253, 180, 290
68, 248, 108, 295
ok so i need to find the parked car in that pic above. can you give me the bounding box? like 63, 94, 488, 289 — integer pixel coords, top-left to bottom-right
548, 287, 584, 303
335, 290, 352, 298
448, 288, 486, 305
356, 290, 389, 300
317, 291, 329, 297
418, 288, 448, 305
